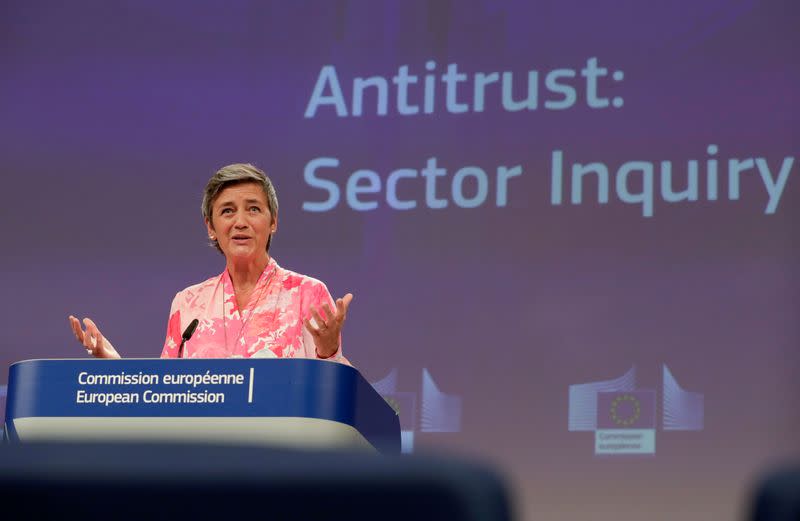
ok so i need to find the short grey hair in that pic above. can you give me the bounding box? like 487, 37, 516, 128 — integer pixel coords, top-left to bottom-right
201, 163, 279, 254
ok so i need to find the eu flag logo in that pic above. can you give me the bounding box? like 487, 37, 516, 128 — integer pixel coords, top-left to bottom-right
594, 390, 656, 455
597, 391, 656, 429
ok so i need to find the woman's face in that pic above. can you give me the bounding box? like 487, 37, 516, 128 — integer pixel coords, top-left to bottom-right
206, 182, 276, 263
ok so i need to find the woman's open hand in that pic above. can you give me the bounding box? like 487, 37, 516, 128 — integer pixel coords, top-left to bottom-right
304, 293, 353, 359
68, 316, 121, 359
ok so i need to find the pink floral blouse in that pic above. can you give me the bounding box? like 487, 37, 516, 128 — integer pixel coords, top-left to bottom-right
160, 258, 348, 364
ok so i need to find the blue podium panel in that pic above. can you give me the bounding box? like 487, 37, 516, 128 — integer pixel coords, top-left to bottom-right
5, 359, 400, 453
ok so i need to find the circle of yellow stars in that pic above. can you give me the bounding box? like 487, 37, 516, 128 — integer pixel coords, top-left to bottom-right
610, 394, 641, 427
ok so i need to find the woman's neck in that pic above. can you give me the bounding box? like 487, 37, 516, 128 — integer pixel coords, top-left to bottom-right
227, 253, 270, 293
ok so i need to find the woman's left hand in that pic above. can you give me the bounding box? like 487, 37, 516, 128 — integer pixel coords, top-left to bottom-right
304, 293, 353, 358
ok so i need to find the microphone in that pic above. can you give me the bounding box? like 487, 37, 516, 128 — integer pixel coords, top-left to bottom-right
177, 319, 199, 358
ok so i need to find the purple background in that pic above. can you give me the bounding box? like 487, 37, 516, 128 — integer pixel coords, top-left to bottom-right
1, 1, 798, 519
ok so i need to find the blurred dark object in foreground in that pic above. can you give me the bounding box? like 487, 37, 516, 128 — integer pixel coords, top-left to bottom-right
750, 466, 800, 521
0, 442, 512, 521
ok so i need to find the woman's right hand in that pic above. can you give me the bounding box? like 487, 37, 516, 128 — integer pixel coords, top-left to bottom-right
68, 316, 121, 359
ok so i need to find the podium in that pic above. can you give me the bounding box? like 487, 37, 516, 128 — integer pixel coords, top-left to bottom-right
2, 359, 513, 520
4, 358, 400, 453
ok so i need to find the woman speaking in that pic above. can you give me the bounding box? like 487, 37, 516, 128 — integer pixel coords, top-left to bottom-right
68, 163, 352, 363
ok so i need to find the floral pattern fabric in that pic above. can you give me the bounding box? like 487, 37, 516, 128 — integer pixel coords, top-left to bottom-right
160, 258, 348, 364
